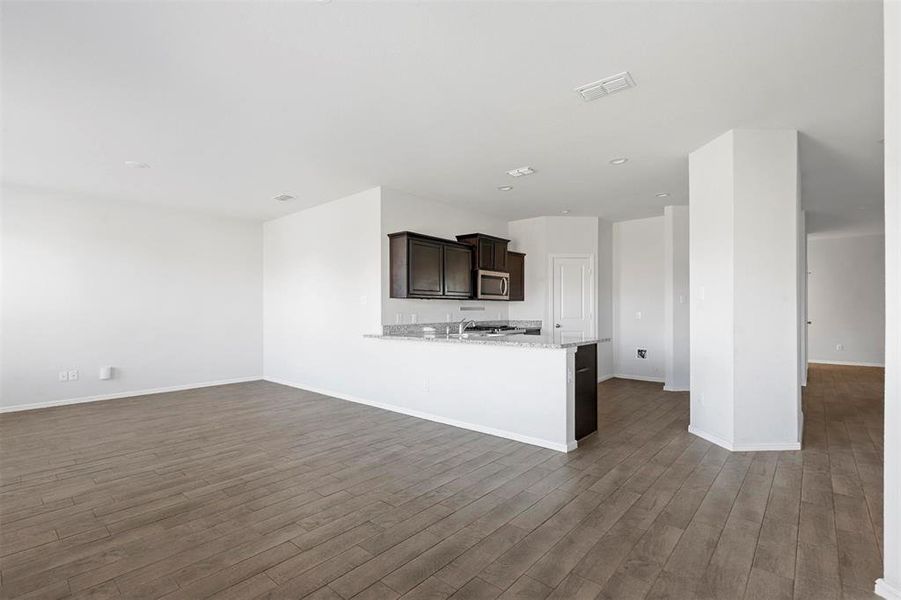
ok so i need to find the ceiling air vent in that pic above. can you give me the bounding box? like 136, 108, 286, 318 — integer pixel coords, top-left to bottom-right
273, 194, 295, 202
574, 71, 636, 102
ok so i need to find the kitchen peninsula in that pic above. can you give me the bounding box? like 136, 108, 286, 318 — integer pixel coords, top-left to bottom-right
364, 321, 598, 452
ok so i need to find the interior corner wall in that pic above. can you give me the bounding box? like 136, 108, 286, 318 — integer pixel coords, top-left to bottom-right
380, 188, 509, 326
263, 187, 382, 397
1, 188, 263, 411
807, 233, 886, 367
612, 216, 665, 382
664, 206, 690, 391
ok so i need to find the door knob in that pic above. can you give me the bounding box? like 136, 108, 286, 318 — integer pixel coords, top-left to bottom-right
555, 324, 561, 328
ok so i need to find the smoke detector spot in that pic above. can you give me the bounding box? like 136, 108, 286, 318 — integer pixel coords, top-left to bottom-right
575, 71, 636, 102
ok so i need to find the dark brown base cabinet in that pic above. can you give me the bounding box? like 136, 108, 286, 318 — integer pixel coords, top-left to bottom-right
574, 343, 598, 440
389, 232, 474, 299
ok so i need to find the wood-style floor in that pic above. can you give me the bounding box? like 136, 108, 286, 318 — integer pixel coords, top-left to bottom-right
0, 364, 884, 600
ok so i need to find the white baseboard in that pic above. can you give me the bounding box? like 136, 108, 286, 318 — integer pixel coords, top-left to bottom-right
663, 385, 689, 392
809, 360, 885, 368
597, 374, 615, 383
613, 373, 665, 383
688, 425, 801, 452
0, 377, 262, 414
264, 377, 576, 453
876, 579, 901, 600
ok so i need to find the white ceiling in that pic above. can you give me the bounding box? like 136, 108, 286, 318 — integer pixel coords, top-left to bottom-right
1, 1, 884, 234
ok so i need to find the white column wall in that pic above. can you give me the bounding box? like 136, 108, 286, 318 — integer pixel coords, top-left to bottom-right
731, 129, 801, 448
689, 129, 801, 451
689, 131, 736, 446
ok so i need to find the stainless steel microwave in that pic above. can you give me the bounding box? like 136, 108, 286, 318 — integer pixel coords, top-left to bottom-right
475, 269, 510, 300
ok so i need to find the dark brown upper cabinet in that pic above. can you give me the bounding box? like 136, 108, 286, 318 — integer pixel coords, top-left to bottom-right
455, 233, 510, 272
389, 232, 473, 299
507, 251, 525, 302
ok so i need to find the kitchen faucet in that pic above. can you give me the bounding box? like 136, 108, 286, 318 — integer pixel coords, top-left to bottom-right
458, 319, 477, 335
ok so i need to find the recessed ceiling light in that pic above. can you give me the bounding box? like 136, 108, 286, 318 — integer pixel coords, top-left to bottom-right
124, 161, 150, 169
655, 192, 670, 198
609, 158, 629, 166
273, 194, 295, 202
506, 166, 536, 178
561, 210, 570, 215
497, 186, 514, 192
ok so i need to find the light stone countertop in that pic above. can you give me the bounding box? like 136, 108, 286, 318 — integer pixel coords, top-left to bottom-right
364, 330, 599, 349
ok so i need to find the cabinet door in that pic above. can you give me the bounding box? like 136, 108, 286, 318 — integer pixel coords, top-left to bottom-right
507, 252, 525, 301
443, 245, 473, 297
477, 239, 495, 270
408, 239, 443, 296
574, 343, 598, 440
493, 241, 508, 271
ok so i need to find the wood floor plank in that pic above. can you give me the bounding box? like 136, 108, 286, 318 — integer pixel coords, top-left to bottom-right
0, 366, 883, 600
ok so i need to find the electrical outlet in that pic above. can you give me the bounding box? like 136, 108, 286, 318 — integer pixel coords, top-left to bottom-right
635, 311, 642, 320
68, 369, 79, 381
637, 349, 648, 359
58, 371, 69, 382
836, 343, 845, 351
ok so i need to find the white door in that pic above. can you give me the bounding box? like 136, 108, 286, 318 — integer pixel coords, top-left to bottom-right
551, 255, 594, 343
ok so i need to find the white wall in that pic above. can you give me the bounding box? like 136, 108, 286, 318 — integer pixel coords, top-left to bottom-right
731, 129, 800, 448
508, 217, 549, 323
878, 4, 900, 597
508, 216, 600, 325
613, 216, 665, 382
597, 219, 614, 380
1, 187, 263, 410
689, 131, 735, 444
807, 234, 886, 366
263, 188, 383, 397
664, 206, 690, 391
508, 215, 611, 378
689, 129, 801, 451
799, 210, 808, 387
263, 187, 578, 452
381, 188, 509, 326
